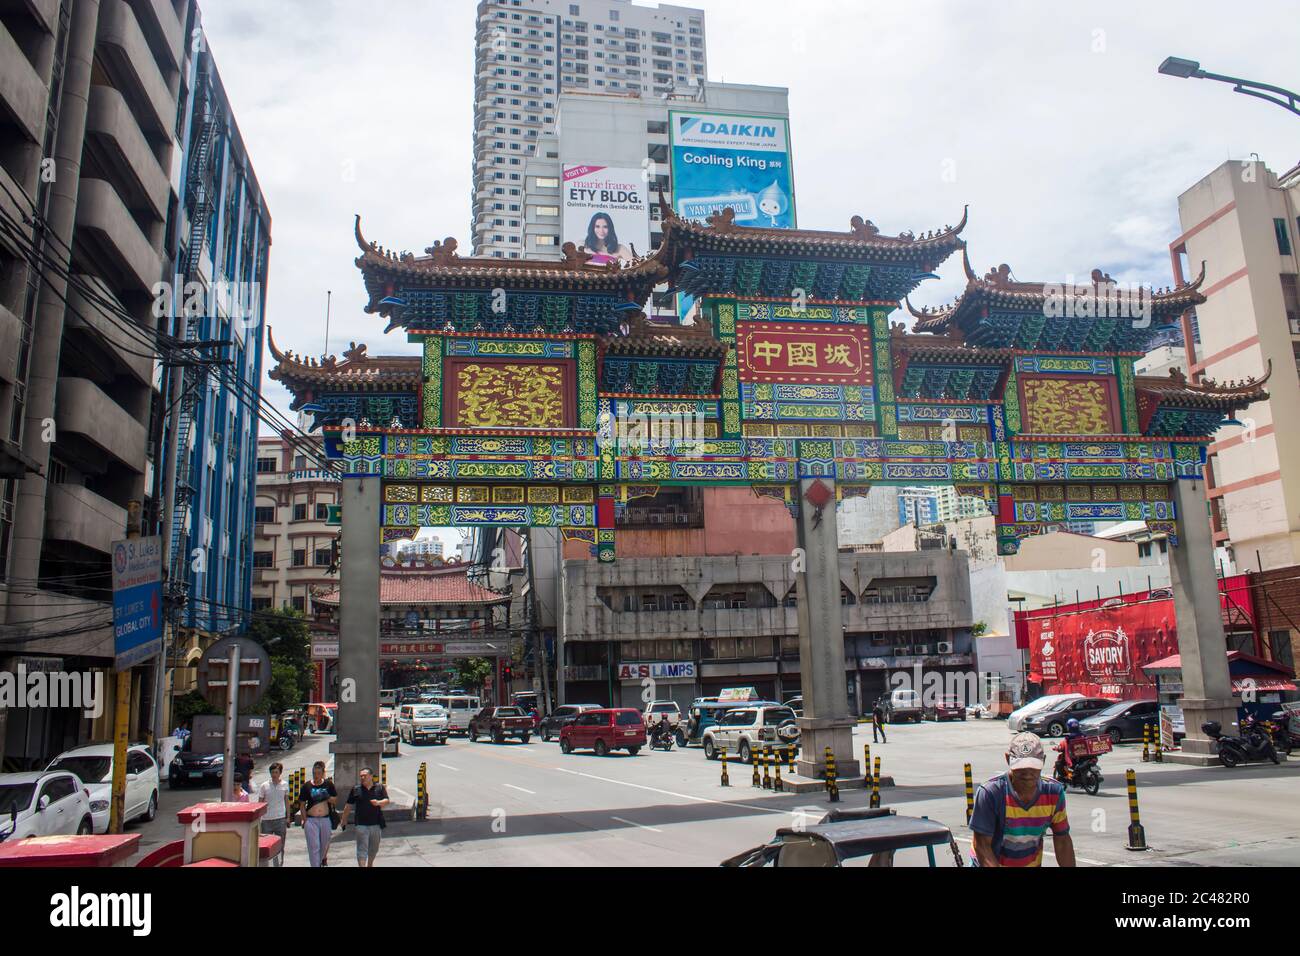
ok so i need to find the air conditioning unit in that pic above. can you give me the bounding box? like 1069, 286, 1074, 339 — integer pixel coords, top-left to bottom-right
914, 644, 932, 656
936, 641, 954, 655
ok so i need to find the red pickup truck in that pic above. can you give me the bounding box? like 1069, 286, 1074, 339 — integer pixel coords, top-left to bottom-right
467, 706, 534, 744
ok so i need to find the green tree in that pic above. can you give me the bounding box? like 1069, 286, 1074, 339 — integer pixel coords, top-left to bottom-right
172, 690, 218, 727
247, 607, 312, 708
261, 661, 304, 716
455, 657, 493, 692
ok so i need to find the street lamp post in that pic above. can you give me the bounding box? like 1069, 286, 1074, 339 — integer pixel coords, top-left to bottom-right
1158, 57, 1300, 118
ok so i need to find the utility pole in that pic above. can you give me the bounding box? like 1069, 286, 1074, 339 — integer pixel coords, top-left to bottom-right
109, 500, 142, 835
523, 529, 552, 715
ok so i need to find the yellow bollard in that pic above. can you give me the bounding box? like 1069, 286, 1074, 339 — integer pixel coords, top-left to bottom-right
824, 746, 840, 803
773, 750, 783, 792
381, 763, 388, 788
1153, 725, 1163, 763
720, 748, 730, 787
762, 746, 773, 790
964, 762, 974, 824
1142, 723, 1150, 762
870, 755, 882, 809
787, 745, 796, 776
1125, 768, 1147, 850
751, 746, 761, 788
863, 743, 872, 791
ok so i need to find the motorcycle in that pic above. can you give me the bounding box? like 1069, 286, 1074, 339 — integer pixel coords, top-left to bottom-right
1245, 711, 1299, 756
1269, 710, 1300, 755
1202, 720, 1279, 768
1052, 741, 1104, 795
649, 723, 676, 751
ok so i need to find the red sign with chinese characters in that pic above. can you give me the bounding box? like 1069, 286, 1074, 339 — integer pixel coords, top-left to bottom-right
1025, 601, 1177, 699
380, 641, 446, 658
736, 322, 873, 384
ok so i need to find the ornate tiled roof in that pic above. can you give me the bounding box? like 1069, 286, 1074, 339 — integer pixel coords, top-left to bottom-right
1135, 364, 1270, 411
266, 330, 421, 390
906, 246, 1207, 335
602, 312, 726, 359
354, 215, 669, 319
313, 568, 510, 607
892, 327, 1014, 365
657, 202, 968, 267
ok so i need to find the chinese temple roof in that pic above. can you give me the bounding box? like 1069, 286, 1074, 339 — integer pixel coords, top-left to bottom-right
313, 568, 510, 607
354, 215, 668, 321
658, 203, 968, 267
892, 328, 1014, 365
602, 312, 726, 360
1135, 365, 1270, 411
267, 331, 421, 407
906, 247, 1207, 341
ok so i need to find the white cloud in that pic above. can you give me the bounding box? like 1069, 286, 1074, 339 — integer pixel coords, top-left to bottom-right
196, 0, 1299, 409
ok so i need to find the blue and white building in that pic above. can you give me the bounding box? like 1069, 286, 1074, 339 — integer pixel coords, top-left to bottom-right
163, 6, 271, 645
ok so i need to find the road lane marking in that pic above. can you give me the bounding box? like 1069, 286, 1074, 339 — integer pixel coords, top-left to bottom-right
438, 764, 460, 772
503, 784, 536, 794
611, 815, 663, 833
568, 769, 789, 816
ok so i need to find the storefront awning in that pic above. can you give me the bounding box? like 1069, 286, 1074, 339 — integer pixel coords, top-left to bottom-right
1231, 677, 1297, 694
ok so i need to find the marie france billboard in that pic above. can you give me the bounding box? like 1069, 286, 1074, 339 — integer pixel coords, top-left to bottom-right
669, 112, 796, 228
562, 165, 650, 264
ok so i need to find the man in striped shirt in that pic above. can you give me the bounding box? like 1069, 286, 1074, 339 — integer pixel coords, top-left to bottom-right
971, 731, 1076, 867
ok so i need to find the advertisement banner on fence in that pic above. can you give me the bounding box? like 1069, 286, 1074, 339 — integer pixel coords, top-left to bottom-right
1026, 600, 1179, 699
562, 164, 650, 264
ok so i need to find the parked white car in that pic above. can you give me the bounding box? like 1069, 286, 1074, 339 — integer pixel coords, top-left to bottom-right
0, 771, 95, 842
46, 743, 160, 834
1007, 694, 1084, 733
702, 705, 800, 763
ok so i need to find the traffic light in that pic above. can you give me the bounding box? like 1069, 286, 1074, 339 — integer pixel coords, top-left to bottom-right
502, 662, 512, 681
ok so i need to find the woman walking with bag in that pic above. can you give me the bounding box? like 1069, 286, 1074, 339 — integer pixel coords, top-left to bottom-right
297, 760, 337, 867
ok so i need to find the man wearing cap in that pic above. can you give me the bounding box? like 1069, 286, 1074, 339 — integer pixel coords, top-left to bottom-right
969, 731, 1075, 867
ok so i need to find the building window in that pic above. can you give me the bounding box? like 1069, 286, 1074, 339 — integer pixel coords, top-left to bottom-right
1138, 542, 1152, 558
536, 235, 557, 246
1275, 218, 1293, 257
1282, 274, 1300, 332
292, 596, 306, 613
292, 549, 306, 567
534, 176, 559, 188
252, 598, 273, 612
293, 503, 307, 521
253, 552, 273, 568
256, 457, 277, 473
316, 503, 330, 520
314, 548, 333, 567
254, 506, 275, 524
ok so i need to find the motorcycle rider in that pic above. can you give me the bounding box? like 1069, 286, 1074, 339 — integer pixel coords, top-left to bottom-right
651, 713, 673, 747
1053, 718, 1086, 782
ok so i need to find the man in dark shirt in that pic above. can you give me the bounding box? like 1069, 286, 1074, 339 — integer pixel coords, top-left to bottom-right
339, 767, 390, 868
872, 700, 887, 743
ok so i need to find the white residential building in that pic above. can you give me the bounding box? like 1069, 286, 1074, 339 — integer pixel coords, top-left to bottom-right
473, 0, 707, 258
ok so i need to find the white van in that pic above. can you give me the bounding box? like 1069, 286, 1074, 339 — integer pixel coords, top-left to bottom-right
433, 695, 481, 736
379, 689, 399, 708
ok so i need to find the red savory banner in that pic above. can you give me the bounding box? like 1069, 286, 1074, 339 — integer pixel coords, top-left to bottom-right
736, 321, 873, 384
1025, 600, 1178, 699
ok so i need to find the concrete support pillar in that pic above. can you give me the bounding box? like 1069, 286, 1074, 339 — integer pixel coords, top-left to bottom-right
793, 478, 861, 781
329, 477, 382, 790
1167, 478, 1238, 765
7, 0, 101, 621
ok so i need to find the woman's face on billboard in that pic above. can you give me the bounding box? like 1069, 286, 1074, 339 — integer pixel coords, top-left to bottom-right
593, 218, 610, 240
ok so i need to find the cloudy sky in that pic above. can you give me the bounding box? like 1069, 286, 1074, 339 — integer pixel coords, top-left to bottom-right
200, 0, 1297, 420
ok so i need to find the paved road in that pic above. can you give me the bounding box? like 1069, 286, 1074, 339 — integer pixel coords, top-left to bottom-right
127, 719, 1300, 867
